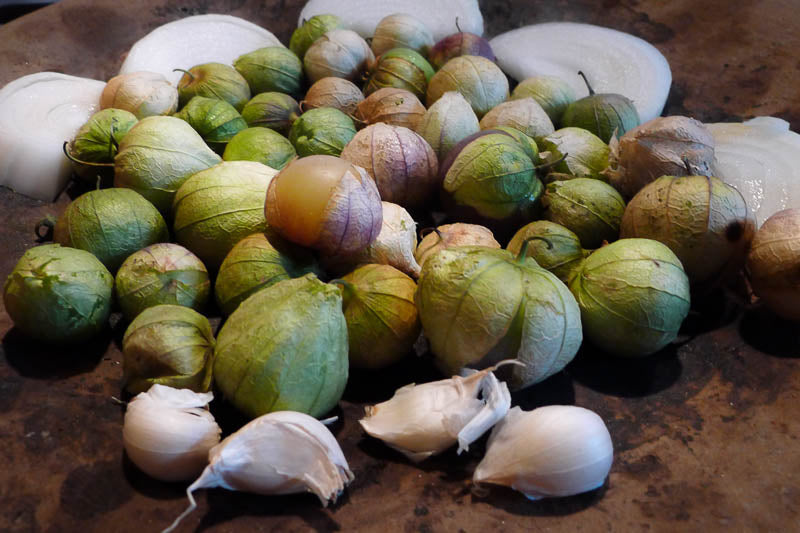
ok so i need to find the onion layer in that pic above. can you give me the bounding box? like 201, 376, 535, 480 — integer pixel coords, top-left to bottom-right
0, 72, 105, 201
489, 22, 671, 123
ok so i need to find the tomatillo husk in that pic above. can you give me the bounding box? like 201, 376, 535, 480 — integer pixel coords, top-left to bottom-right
176, 63, 251, 112
620, 174, 755, 285
121, 304, 214, 394
335, 264, 420, 369
569, 238, 690, 357
115, 243, 210, 320
214, 230, 322, 316
416, 245, 582, 389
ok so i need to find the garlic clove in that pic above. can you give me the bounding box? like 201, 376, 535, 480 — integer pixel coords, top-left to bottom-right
473, 405, 613, 500
163, 411, 353, 533
358, 362, 515, 462
123, 385, 221, 483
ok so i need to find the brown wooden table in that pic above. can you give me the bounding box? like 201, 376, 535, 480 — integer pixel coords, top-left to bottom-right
1, 1, 799, 531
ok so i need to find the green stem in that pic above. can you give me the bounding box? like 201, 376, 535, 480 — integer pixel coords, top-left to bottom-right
173, 68, 195, 83
62, 142, 114, 169
419, 227, 443, 241
535, 151, 568, 174
330, 278, 358, 299
577, 71, 595, 96
516, 236, 553, 263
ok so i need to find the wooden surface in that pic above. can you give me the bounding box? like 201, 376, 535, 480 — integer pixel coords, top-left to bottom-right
1, 1, 799, 532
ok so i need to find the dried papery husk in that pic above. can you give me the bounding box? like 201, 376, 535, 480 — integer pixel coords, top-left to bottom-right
491, 126, 540, 163
364, 48, 435, 101
241, 92, 301, 134
302, 77, 364, 116
163, 411, 353, 533
234, 47, 305, 98
213, 275, 349, 418
539, 127, 610, 181
172, 161, 277, 271
335, 264, 421, 369
290, 14, 344, 59
67, 108, 138, 185
327, 202, 421, 278
222, 127, 297, 171
123, 385, 220, 484
507, 221, 588, 285
747, 208, 800, 320
114, 115, 222, 215
569, 238, 690, 357
173, 96, 247, 154
289, 107, 357, 157
415, 91, 480, 161
265, 155, 383, 257
441, 131, 542, 225
53, 188, 168, 273
340, 123, 439, 210
416, 246, 582, 389
561, 74, 640, 144
620, 175, 755, 285
429, 32, 495, 70
303, 29, 376, 84
176, 63, 251, 112
356, 87, 427, 131
606, 116, 715, 200
371, 14, 434, 57
215, 230, 321, 316
474, 405, 613, 500
359, 362, 515, 462
115, 243, 210, 320
3, 244, 113, 344
510, 76, 577, 127
121, 305, 215, 394
541, 178, 626, 249
479, 98, 555, 140
415, 222, 500, 267
101, 71, 178, 119
426, 55, 508, 119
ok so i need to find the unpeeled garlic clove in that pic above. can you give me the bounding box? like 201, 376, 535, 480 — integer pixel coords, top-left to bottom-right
473, 405, 613, 500
358, 362, 515, 462
163, 411, 353, 533
122, 384, 221, 483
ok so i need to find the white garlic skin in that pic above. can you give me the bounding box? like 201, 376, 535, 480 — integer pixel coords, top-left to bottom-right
359, 365, 512, 462
201, 411, 353, 503
474, 405, 613, 499
123, 385, 221, 482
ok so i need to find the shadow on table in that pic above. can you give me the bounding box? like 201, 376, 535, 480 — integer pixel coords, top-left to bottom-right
2, 325, 111, 378
197, 489, 343, 533
739, 306, 800, 358
342, 354, 442, 405
567, 343, 683, 398
122, 452, 187, 500
473, 480, 609, 517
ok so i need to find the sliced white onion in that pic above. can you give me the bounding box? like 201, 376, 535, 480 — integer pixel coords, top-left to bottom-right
119, 14, 284, 85
707, 117, 800, 227
298, 0, 483, 41
489, 22, 671, 123
0, 72, 105, 201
